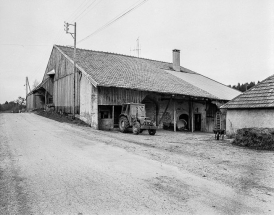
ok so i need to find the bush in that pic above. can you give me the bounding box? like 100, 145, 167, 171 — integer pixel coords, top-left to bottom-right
232, 128, 274, 150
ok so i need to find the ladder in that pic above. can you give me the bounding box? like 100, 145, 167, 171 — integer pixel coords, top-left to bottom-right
213, 111, 225, 140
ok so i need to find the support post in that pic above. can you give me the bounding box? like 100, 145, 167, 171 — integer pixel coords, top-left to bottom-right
189, 98, 194, 132
159, 97, 172, 125
45, 91, 47, 109
73, 22, 77, 118
26, 77, 28, 110
191, 100, 194, 132
112, 105, 115, 129
26, 77, 28, 98
173, 100, 176, 132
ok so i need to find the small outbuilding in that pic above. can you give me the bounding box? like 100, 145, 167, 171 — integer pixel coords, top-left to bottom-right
221, 74, 274, 136
27, 45, 241, 132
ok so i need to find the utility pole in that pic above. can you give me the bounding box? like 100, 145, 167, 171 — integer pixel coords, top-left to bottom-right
25, 77, 31, 97
25, 77, 31, 109
64, 21, 77, 118
26, 77, 28, 98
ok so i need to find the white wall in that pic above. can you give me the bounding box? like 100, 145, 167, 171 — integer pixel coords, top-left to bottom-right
80, 75, 98, 129
226, 109, 274, 135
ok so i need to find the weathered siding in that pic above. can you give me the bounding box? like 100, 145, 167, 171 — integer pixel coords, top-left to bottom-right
26, 94, 35, 110
41, 78, 54, 96
80, 75, 98, 129
43, 47, 80, 114
226, 109, 274, 135
98, 87, 148, 105
26, 93, 44, 111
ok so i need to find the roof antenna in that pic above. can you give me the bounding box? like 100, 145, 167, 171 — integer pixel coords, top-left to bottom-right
131, 37, 141, 57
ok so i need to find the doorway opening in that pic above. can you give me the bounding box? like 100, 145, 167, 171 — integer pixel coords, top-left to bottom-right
114, 106, 122, 128
179, 114, 189, 129
194, 114, 201, 131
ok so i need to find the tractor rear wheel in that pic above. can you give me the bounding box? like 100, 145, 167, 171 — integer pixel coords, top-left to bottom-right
148, 129, 156, 135
133, 121, 141, 135
119, 116, 129, 133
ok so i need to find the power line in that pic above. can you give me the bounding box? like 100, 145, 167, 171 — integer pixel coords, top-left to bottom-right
0, 43, 51, 47
74, 0, 100, 22
55, 0, 95, 45
66, 0, 91, 22
77, 0, 149, 44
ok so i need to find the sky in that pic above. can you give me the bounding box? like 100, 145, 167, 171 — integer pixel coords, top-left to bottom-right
0, 0, 273, 104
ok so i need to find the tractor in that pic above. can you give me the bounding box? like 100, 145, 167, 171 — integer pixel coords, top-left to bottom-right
119, 103, 157, 135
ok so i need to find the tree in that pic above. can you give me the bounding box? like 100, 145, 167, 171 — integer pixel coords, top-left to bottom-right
32, 79, 39, 90
228, 81, 258, 92
15, 96, 26, 106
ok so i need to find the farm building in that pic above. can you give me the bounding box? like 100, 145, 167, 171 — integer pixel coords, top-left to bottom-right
221, 74, 274, 135
26, 45, 240, 132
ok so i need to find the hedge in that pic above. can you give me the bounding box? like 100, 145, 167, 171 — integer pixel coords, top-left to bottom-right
232, 128, 274, 150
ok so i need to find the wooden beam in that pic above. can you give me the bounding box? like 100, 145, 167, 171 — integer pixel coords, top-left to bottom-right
189, 98, 194, 132
173, 100, 176, 132
188, 98, 191, 131
159, 96, 172, 125
191, 100, 194, 132
112, 105, 115, 129
45, 91, 47, 107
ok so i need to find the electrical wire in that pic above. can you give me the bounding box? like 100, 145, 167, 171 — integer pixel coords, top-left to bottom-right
66, 0, 91, 22
55, 0, 96, 45
77, 0, 149, 44
0, 43, 51, 47
73, 0, 100, 22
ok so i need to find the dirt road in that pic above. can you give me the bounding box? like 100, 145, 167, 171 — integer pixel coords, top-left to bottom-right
0, 113, 273, 214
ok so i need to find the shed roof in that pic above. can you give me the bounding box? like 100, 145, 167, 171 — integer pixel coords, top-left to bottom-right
166, 70, 241, 100
221, 74, 274, 109
54, 45, 240, 100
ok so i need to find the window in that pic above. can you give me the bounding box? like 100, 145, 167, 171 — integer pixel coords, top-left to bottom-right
99, 105, 113, 119
101, 111, 110, 119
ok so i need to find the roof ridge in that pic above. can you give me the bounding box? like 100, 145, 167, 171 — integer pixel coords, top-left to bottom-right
54, 44, 171, 65
55, 44, 202, 76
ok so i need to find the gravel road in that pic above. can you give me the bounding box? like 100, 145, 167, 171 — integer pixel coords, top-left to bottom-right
0, 113, 273, 215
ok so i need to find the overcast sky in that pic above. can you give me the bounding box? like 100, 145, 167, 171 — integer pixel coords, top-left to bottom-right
0, 0, 273, 103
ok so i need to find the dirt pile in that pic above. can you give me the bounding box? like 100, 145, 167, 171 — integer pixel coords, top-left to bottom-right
35, 109, 89, 127
233, 128, 274, 150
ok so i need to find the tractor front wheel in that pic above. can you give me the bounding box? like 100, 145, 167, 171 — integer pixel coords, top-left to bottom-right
133, 121, 141, 135
148, 129, 156, 135
119, 116, 129, 133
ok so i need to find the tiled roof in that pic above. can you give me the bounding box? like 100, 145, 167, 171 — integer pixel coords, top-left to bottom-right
55, 45, 237, 100
221, 74, 274, 109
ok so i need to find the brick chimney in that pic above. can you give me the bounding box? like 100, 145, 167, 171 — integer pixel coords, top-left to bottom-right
172, 49, 180, 72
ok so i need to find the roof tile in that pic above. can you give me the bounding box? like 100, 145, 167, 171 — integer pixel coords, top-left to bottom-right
221, 74, 274, 109
55, 45, 237, 100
